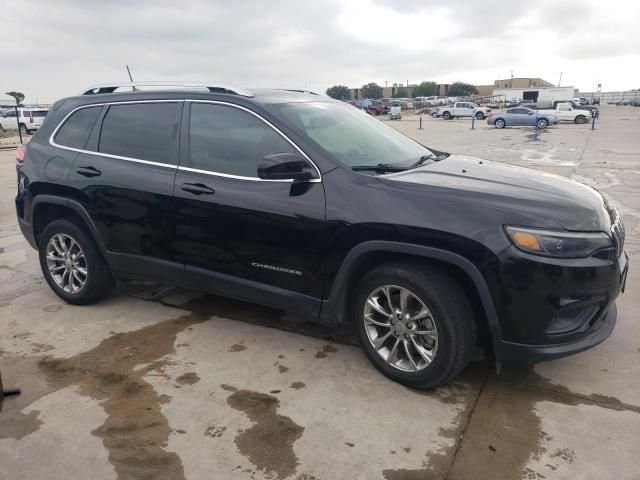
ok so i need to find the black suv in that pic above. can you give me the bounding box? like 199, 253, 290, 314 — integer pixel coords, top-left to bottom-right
15, 82, 628, 388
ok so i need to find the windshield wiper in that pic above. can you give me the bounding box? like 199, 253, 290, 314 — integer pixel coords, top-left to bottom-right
410, 154, 436, 168
351, 163, 406, 173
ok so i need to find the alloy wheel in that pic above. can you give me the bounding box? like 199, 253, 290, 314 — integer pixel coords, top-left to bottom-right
46, 233, 88, 293
363, 285, 438, 372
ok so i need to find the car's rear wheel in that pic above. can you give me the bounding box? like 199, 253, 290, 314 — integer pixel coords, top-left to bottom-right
495, 118, 506, 129
537, 118, 548, 129
575, 115, 587, 124
38, 219, 115, 305
442, 111, 452, 120
19, 123, 28, 135
475, 111, 485, 120
352, 263, 476, 389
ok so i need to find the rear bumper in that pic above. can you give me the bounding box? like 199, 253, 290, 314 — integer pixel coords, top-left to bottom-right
495, 302, 617, 362
18, 215, 37, 249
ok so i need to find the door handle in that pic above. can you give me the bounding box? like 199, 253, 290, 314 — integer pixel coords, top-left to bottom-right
76, 166, 101, 178
180, 182, 215, 195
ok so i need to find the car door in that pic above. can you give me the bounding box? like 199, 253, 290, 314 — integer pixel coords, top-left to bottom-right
63, 100, 181, 269
557, 103, 572, 121
173, 100, 326, 307
508, 108, 528, 125
458, 103, 474, 117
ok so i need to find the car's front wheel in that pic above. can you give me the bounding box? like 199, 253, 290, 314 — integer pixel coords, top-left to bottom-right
352, 263, 476, 389
575, 115, 587, 124
475, 111, 485, 120
537, 118, 548, 129
38, 219, 115, 305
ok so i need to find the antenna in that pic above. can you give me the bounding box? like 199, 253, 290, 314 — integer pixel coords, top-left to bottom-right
558, 72, 563, 87
126, 65, 134, 82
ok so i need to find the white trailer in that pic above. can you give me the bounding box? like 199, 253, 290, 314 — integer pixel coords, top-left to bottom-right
493, 86, 575, 104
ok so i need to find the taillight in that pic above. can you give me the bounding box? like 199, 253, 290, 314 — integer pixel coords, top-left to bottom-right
29, 113, 34, 124
16, 144, 27, 165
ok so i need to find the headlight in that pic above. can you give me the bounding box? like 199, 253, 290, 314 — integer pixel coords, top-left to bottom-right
505, 226, 612, 258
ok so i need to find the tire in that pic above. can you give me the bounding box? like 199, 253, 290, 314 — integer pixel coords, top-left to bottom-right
537, 118, 548, 129
38, 218, 115, 305
19, 123, 28, 135
352, 263, 476, 389
475, 111, 485, 120
495, 118, 506, 129
442, 111, 452, 120
431, 113, 437, 118
575, 115, 587, 124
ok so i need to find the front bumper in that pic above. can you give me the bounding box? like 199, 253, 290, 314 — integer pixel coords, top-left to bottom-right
489, 244, 627, 363
496, 302, 617, 362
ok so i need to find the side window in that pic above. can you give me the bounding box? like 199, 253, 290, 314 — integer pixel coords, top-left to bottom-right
54, 106, 102, 149
98, 102, 180, 165
189, 103, 296, 178
5, 110, 16, 118
559, 103, 570, 111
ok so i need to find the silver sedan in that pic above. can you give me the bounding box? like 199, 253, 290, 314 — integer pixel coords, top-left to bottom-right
487, 107, 558, 129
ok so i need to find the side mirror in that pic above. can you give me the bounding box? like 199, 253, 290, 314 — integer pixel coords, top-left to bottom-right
257, 153, 314, 181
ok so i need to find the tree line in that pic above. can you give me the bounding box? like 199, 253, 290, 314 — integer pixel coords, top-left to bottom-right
326, 82, 478, 100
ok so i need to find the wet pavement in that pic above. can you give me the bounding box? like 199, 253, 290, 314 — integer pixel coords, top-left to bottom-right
0, 106, 639, 479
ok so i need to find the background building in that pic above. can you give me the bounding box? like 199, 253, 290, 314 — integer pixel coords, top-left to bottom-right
493, 77, 555, 89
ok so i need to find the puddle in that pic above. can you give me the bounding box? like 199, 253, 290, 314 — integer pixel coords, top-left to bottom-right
222, 384, 305, 479
1, 297, 219, 479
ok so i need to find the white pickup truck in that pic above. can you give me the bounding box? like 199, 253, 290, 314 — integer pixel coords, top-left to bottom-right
438, 102, 491, 120
538, 102, 592, 124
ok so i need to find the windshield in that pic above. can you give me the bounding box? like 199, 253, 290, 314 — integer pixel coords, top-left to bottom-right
270, 101, 436, 171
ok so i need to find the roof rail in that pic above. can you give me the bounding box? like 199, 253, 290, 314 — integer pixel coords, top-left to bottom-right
80, 81, 254, 97
279, 89, 319, 95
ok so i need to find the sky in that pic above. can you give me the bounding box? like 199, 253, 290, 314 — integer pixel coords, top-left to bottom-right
1, 0, 639, 104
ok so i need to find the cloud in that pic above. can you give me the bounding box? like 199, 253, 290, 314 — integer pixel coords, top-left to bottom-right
1, 0, 638, 103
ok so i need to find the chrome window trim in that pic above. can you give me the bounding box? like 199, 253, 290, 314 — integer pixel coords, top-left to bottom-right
49, 99, 322, 183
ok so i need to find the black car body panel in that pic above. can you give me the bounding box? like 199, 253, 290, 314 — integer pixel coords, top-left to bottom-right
15, 88, 627, 363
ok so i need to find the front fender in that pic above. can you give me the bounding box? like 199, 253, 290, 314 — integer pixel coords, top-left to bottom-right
319, 240, 503, 352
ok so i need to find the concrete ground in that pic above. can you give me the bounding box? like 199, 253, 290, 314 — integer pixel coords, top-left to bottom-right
0, 105, 638, 480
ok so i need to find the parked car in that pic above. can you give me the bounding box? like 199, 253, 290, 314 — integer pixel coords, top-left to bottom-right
413, 97, 433, 109
16, 81, 627, 389
364, 100, 385, 116
0, 107, 49, 135
487, 107, 558, 129
438, 102, 491, 120
511, 100, 598, 119
538, 102, 592, 124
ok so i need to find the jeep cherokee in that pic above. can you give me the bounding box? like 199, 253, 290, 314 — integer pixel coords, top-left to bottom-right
15, 82, 628, 388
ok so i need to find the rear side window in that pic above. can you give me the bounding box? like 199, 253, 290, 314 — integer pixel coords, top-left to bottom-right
98, 102, 180, 165
55, 106, 102, 149
189, 103, 295, 177
32, 110, 48, 117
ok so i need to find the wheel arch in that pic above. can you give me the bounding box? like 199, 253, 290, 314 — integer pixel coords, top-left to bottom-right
32, 195, 106, 254
320, 241, 503, 353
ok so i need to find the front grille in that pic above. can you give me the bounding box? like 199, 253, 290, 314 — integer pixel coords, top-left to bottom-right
609, 205, 625, 256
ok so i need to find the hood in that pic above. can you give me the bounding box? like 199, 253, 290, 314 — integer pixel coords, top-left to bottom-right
378, 155, 611, 231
